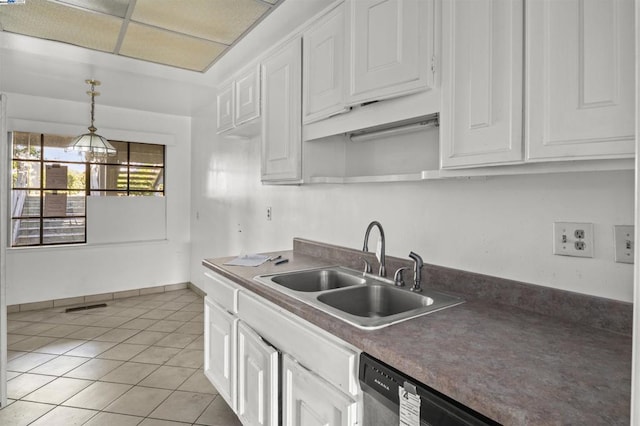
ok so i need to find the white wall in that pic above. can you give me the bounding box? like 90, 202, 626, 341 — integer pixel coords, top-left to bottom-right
5, 93, 191, 305
189, 0, 634, 303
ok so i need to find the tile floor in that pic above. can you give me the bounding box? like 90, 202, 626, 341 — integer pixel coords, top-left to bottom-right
1, 288, 243, 426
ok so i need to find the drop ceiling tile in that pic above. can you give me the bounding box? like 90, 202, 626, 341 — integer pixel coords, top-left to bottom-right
131, 0, 270, 45
50, 0, 131, 18
0, 0, 122, 52
119, 22, 227, 72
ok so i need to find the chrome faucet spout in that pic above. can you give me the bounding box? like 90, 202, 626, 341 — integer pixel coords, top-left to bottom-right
362, 221, 386, 277
408, 251, 424, 292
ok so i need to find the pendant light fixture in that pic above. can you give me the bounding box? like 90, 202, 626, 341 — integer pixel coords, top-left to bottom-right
67, 79, 116, 157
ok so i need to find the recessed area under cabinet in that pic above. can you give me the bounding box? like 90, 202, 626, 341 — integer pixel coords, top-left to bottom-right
304, 116, 441, 184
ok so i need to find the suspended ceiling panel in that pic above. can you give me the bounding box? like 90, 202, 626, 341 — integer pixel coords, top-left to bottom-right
0, 0, 282, 72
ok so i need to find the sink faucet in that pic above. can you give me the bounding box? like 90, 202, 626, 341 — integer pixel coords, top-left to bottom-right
362, 221, 386, 277
408, 251, 424, 292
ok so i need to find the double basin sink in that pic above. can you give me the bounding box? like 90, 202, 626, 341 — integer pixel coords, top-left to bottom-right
254, 266, 463, 330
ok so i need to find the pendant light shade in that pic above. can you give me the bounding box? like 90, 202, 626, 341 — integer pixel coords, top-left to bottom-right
68, 79, 116, 156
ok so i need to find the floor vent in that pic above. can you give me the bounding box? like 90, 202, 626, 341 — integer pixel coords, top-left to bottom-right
65, 303, 107, 313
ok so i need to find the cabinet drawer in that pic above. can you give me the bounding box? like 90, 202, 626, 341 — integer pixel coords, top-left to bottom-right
204, 272, 239, 313
237, 291, 359, 396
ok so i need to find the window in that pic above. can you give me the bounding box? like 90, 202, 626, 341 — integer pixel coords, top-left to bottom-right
10, 132, 165, 247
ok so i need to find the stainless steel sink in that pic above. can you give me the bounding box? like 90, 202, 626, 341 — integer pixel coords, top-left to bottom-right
255, 266, 464, 330
271, 268, 365, 292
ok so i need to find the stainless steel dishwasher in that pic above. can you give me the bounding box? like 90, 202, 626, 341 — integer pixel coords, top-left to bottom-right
359, 353, 500, 426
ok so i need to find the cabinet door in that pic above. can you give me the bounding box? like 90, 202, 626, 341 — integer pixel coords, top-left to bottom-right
217, 83, 234, 133
303, 2, 349, 124
282, 355, 357, 426
526, 0, 634, 160
261, 37, 302, 183
348, 0, 433, 104
440, 0, 523, 168
235, 64, 260, 126
237, 322, 279, 426
204, 298, 236, 410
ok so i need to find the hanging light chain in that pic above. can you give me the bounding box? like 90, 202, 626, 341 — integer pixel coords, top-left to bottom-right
86, 79, 101, 134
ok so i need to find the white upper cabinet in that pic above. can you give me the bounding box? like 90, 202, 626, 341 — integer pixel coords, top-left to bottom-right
303, 2, 349, 124
216, 63, 261, 137
237, 322, 279, 426
261, 37, 303, 183
216, 83, 234, 133
348, 0, 434, 105
235, 64, 261, 126
440, 0, 524, 169
525, 0, 635, 161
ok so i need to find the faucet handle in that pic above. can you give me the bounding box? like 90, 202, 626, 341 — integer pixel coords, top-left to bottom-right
360, 257, 372, 275
393, 267, 410, 287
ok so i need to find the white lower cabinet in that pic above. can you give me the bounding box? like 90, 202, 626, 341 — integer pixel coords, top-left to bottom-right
204, 298, 237, 410
203, 271, 360, 426
282, 355, 357, 426
237, 322, 279, 426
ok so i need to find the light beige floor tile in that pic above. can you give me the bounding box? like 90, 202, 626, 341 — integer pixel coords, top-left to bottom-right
99, 361, 159, 385
83, 411, 144, 426
149, 391, 214, 424
136, 300, 166, 309
139, 418, 190, 426
119, 318, 157, 330
176, 322, 203, 336
139, 366, 196, 390
30, 405, 97, 426
7, 320, 32, 332
67, 315, 105, 326
139, 310, 175, 320
93, 328, 140, 343
180, 302, 204, 313
66, 326, 112, 340
64, 358, 123, 380
8, 334, 31, 345
165, 348, 204, 369
178, 370, 217, 394
33, 338, 86, 355
38, 324, 85, 338
0, 400, 55, 426
118, 307, 152, 318
105, 386, 172, 417
155, 333, 199, 349
131, 346, 181, 365
185, 335, 204, 349
7, 373, 56, 399
10, 322, 57, 336
97, 316, 132, 328
195, 396, 242, 426
159, 302, 190, 311
30, 355, 90, 376
165, 311, 199, 322
7, 352, 57, 372
65, 340, 117, 357
8, 350, 28, 361
23, 377, 93, 404
97, 343, 149, 361
124, 331, 169, 345
7, 370, 21, 380
9, 336, 58, 351
146, 321, 183, 333
62, 381, 132, 410
190, 313, 204, 323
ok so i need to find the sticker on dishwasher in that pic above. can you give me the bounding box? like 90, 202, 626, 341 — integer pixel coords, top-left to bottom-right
399, 386, 420, 426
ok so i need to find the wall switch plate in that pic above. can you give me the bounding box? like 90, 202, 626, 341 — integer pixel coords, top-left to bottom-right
553, 222, 594, 258
266, 207, 272, 221
614, 225, 634, 264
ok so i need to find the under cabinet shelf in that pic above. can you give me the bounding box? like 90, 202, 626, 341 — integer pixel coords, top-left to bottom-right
308, 170, 444, 184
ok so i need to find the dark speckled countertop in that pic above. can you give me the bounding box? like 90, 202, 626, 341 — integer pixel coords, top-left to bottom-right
202, 239, 632, 425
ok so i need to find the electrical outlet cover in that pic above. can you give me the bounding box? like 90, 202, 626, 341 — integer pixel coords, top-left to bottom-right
553, 222, 594, 258
614, 225, 634, 264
